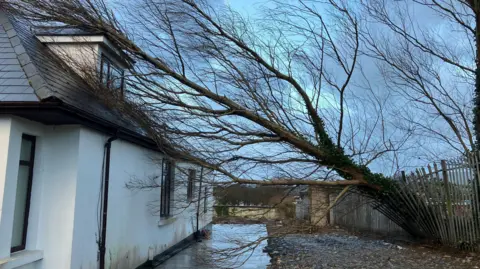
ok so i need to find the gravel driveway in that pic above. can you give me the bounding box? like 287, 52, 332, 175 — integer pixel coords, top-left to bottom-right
267, 233, 479, 269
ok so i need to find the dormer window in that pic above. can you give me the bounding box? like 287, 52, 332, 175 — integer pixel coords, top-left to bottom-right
37, 32, 133, 92
100, 54, 124, 92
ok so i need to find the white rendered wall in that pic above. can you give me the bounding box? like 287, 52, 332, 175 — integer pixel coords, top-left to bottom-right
71, 127, 213, 269
46, 43, 100, 77
33, 126, 80, 268
46, 42, 127, 78
0, 116, 82, 269
0, 117, 15, 258
0, 117, 212, 269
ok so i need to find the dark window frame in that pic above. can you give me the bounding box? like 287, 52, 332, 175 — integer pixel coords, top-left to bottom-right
11, 134, 36, 253
187, 169, 196, 202
100, 54, 125, 95
160, 160, 175, 218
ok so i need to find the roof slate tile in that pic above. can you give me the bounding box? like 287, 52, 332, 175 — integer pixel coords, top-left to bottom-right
0, 64, 22, 71
0, 93, 38, 101
0, 53, 17, 59
0, 85, 34, 94
0, 71, 26, 78
0, 78, 30, 86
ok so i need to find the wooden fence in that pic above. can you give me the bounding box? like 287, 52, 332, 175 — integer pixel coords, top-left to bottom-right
334, 153, 480, 250
359, 153, 480, 251
332, 192, 409, 237
387, 154, 480, 250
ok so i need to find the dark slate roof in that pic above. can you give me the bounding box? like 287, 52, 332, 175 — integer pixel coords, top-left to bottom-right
0, 11, 138, 132
0, 15, 38, 102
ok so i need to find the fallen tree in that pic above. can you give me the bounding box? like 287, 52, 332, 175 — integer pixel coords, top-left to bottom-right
5, 0, 480, 254
3, 0, 402, 191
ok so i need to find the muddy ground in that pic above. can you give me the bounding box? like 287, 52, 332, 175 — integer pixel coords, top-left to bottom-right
266, 228, 480, 269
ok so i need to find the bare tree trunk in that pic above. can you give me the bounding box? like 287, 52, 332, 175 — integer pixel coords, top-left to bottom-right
474, 0, 480, 150
469, 0, 480, 237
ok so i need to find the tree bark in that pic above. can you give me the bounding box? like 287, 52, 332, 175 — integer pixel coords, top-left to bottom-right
471, 0, 480, 150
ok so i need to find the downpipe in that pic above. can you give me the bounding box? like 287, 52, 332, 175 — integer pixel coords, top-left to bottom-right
99, 136, 117, 269
195, 167, 204, 240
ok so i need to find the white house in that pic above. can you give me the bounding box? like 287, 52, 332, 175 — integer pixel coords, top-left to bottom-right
0, 11, 213, 269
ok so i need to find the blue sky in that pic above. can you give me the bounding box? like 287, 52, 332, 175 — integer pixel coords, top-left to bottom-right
222, 0, 265, 16
224, 0, 261, 9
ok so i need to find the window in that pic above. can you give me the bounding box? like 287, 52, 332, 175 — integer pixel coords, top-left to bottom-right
160, 160, 175, 218
11, 135, 36, 252
100, 54, 124, 93
187, 169, 196, 202
203, 186, 208, 214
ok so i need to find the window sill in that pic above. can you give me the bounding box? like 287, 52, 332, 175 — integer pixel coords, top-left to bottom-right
158, 216, 177, 226
0, 250, 43, 269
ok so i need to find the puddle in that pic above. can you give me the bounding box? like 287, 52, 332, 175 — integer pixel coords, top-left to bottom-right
157, 224, 270, 268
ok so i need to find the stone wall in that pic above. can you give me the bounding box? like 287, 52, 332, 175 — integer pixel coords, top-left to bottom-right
309, 186, 331, 226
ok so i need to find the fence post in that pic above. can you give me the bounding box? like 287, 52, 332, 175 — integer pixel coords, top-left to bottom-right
441, 160, 453, 217
441, 160, 454, 243
434, 163, 440, 180
471, 152, 480, 248
401, 171, 406, 182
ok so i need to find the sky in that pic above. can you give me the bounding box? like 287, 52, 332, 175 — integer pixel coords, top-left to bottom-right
110, 0, 475, 178
219, 0, 474, 172
225, 0, 262, 11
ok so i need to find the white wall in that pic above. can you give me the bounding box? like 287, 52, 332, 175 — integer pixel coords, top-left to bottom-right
46, 41, 127, 77
33, 126, 81, 268
71, 127, 212, 269
0, 117, 212, 269
46, 43, 100, 77
0, 117, 16, 258
0, 116, 82, 269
